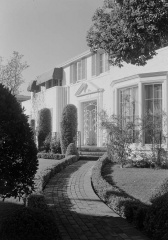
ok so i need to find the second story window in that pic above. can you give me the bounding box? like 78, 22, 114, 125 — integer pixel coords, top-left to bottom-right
70, 58, 87, 84
99, 53, 110, 74
92, 54, 96, 76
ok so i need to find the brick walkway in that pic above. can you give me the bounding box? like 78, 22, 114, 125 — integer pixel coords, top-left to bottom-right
44, 160, 150, 240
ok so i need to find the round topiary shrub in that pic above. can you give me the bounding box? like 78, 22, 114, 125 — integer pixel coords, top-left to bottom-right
0, 84, 38, 199
144, 193, 168, 239
65, 143, 79, 159
60, 104, 77, 154
38, 108, 51, 151
0, 207, 59, 240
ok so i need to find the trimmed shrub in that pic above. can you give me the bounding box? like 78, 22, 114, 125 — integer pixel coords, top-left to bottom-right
50, 135, 61, 154
0, 84, 38, 199
43, 133, 51, 152
27, 194, 48, 211
150, 178, 168, 203
37, 152, 65, 160
0, 207, 60, 240
144, 193, 168, 239
60, 104, 77, 154
38, 108, 51, 150
66, 143, 79, 159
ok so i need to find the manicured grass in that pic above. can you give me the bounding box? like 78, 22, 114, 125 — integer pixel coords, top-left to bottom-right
102, 163, 168, 204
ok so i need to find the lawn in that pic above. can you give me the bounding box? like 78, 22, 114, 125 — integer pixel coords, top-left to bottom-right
102, 163, 168, 204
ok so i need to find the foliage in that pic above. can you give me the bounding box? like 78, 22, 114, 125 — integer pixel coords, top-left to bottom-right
43, 133, 51, 153
0, 207, 59, 240
60, 104, 77, 154
141, 111, 168, 168
38, 108, 51, 151
65, 143, 79, 159
50, 135, 61, 154
0, 84, 38, 199
87, 0, 168, 67
150, 178, 168, 203
100, 111, 138, 167
37, 152, 65, 160
144, 193, 168, 239
27, 194, 48, 211
0, 51, 29, 95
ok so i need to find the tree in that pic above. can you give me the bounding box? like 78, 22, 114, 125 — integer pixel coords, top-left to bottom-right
0, 51, 29, 95
86, 0, 168, 67
60, 104, 78, 154
37, 108, 51, 151
0, 84, 38, 199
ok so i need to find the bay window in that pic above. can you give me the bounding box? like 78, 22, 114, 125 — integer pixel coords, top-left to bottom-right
144, 84, 162, 144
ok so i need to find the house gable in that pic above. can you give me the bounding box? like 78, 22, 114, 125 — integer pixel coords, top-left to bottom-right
75, 82, 104, 97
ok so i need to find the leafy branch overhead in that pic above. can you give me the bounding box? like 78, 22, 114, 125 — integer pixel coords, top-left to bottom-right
86, 0, 168, 67
0, 51, 29, 95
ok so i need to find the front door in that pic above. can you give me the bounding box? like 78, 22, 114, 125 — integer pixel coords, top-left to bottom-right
83, 101, 97, 146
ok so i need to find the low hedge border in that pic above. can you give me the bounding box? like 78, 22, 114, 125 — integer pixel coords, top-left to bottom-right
34, 155, 78, 193
91, 153, 143, 218
91, 154, 168, 239
37, 152, 65, 160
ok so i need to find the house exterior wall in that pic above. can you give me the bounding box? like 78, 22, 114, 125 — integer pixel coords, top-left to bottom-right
22, 46, 168, 148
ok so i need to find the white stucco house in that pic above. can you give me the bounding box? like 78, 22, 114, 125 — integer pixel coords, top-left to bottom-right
22, 46, 168, 148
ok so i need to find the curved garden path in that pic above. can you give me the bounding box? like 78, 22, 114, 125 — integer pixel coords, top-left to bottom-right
44, 160, 149, 240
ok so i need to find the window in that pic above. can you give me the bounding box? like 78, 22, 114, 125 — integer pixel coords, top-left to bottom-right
120, 86, 139, 142
70, 58, 87, 83
99, 53, 110, 74
144, 84, 162, 143
92, 54, 96, 76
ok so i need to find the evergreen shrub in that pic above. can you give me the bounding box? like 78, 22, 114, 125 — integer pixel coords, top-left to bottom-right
38, 108, 51, 150
60, 104, 77, 154
50, 135, 61, 154
0, 84, 38, 199
65, 143, 79, 159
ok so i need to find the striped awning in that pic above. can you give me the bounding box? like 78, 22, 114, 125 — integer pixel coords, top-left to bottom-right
27, 80, 37, 92
36, 67, 63, 85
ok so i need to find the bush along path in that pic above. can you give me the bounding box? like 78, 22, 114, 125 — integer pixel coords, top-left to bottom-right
44, 160, 149, 240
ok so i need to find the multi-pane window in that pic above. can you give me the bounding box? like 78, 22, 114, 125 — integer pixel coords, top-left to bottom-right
99, 53, 110, 74
92, 54, 96, 76
70, 58, 87, 84
144, 84, 162, 144
120, 86, 139, 142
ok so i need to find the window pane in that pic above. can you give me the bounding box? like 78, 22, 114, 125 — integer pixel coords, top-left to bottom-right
145, 100, 153, 114
77, 61, 82, 80
105, 53, 109, 72
145, 85, 153, 99
100, 53, 104, 73
82, 58, 86, 79
154, 84, 162, 99
92, 54, 96, 76
154, 99, 162, 114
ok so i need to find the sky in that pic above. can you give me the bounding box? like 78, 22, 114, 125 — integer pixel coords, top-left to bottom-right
0, 0, 104, 95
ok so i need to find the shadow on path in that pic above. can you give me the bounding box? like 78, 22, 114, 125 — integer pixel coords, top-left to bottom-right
44, 161, 150, 240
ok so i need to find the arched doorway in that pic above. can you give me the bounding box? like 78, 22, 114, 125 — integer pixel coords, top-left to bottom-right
83, 101, 97, 146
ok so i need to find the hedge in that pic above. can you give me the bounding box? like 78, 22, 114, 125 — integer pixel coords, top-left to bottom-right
37, 152, 65, 160
91, 154, 168, 239
34, 155, 78, 193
